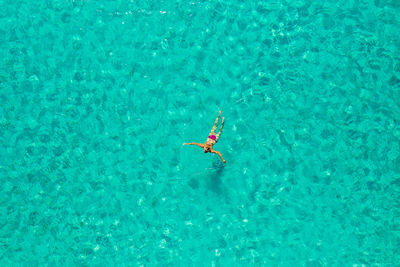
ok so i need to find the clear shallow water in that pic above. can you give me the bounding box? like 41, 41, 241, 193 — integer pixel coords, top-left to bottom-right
1, 0, 400, 265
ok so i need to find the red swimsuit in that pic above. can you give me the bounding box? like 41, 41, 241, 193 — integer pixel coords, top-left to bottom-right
208, 135, 217, 141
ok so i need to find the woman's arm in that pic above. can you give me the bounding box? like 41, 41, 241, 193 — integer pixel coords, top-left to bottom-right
183, 142, 204, 148
211, 149, 226, 163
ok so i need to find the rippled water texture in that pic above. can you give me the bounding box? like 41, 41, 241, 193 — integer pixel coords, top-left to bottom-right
1, 0, 400, 265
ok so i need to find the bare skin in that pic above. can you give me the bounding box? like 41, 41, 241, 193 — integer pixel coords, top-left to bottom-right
183, 110, 226, 163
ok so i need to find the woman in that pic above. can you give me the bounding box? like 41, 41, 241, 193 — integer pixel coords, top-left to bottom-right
183, 110, 226, 163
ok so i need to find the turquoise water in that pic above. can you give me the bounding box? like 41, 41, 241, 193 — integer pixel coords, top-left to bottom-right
1, 0, 400, 265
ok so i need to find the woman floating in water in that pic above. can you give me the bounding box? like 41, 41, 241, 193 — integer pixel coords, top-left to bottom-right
183, 110, 226, 163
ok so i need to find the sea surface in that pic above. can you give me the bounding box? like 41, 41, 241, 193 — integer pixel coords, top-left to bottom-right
1, 0, 400, 265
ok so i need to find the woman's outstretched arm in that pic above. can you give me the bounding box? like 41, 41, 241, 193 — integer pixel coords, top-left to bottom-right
211, 149, 226, 163
183, 142, 204, 148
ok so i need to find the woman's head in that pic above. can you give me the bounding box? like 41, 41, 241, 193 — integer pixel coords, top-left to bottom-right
204, 146, 211, 153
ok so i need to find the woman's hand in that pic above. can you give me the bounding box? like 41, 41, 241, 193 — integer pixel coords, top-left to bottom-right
183, 142, 204, 148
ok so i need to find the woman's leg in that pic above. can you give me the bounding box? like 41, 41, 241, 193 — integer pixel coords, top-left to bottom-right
216, 117, 224, 140
209, 110, 221, 135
